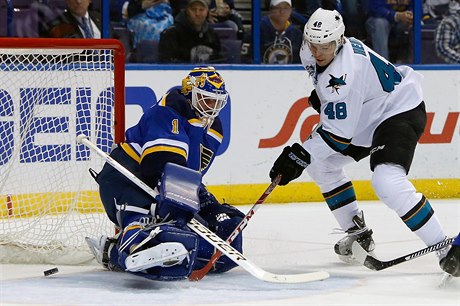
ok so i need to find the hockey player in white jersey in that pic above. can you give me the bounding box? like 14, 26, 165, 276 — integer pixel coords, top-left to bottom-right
269, 8, 458, 276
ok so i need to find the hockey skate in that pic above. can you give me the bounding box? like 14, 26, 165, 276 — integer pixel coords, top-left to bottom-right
439, 243, 460, 277
334, 211, 375, 264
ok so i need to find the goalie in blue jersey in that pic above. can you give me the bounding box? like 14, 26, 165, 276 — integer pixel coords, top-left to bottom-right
86, 66, 245, 281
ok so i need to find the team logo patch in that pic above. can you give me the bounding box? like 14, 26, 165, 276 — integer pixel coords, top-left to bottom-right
263, 37, 294, 64
326, 74, 347, 94
200, 144, 214, 172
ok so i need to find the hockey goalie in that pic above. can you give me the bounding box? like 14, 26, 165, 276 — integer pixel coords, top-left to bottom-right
86, 66, 245, 281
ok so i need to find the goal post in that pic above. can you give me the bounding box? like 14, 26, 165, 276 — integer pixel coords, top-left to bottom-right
0, 38, 125, 264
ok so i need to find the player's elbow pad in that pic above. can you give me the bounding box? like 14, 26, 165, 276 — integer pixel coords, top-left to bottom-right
309, 89, 321, 113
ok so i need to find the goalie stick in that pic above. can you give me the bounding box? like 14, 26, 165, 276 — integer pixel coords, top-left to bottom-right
351, 237, 455, 271
77, 134, 329, 283
189, 174, 282, 281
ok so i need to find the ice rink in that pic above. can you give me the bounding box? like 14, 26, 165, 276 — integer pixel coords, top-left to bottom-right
1, 199, 459, 306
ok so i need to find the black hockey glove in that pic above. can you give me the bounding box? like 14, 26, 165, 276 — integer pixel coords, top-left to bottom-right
269, 143, 310, 186
308, 89, 321, 113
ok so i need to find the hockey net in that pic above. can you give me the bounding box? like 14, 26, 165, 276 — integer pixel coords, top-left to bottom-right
0, 38, 125, 264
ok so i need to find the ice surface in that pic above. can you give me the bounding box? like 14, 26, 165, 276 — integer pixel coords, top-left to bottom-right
1, 200, 459, 306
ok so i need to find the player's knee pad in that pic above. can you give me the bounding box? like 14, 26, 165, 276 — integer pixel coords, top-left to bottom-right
117, 224, 199, 281
371, 164, 417, 212
196, 216, 244, 273
306, 161, 348, 193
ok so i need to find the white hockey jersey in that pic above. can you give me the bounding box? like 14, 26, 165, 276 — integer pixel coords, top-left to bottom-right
300, 37, 424, 162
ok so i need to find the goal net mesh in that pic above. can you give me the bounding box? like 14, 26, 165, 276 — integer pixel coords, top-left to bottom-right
0, 40, 124, 264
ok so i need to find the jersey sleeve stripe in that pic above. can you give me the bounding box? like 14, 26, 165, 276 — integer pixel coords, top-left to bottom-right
142, 139, 189, 156
120, 143, 141, 163
141, 145, 187, 162
317, 126, 351, 152
207, 128, 223, 143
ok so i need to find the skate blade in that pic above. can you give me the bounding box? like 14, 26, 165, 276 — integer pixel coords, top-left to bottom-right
438, 273, 453, 288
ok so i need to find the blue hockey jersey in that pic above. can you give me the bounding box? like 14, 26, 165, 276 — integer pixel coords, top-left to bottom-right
119, 88, 224, 187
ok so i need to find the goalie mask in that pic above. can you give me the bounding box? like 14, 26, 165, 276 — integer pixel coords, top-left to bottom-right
303, 8, 345, 56
181, 66, 228, 122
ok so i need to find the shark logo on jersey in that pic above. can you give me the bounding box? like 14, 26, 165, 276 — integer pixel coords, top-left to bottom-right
326, 74, 347, 94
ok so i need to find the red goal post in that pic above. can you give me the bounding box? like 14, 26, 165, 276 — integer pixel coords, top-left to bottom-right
0, 38, 125, 264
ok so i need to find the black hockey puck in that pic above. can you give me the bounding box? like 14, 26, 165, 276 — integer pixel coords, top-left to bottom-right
44, 267, 59, 276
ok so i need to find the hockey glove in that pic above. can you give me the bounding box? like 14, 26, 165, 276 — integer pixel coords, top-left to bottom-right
269, 143, 310, 186
198, 184, 245, 230
308, 89, 321, 113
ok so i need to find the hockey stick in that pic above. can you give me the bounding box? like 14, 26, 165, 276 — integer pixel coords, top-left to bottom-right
77, 134, 329, 283
352, 237, 455, 271
189, 174, 282, 281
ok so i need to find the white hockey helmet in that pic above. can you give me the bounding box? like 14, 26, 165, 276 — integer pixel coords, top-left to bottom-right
303, 8, 345, 55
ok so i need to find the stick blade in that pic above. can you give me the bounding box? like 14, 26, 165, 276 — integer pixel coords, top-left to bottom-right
260, 271, 330, 284
351, 241, 383, 271
351, 241, 367, 265
189, 266, 213, 281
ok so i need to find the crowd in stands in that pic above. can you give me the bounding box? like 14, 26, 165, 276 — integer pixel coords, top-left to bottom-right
1, 0, 459, 64
44, 0, 101, 38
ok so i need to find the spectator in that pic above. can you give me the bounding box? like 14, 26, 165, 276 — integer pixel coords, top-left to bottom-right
127, 0, 174, 48
110, 0, 130, 22
341, 0, 367, 39
260, 0, 303, 64
166, 0, 189, 16
159, 0, 222, 63
423, 0, 450, 24
124, 0, 187, 20
45, 0, 101, 38
291, 0, 342, 20
363, 0, 413, 62
207, 0, 245, 39
435, 0, 460, 63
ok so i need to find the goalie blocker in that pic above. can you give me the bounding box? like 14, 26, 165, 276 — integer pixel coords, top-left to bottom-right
89, 158, 244, 280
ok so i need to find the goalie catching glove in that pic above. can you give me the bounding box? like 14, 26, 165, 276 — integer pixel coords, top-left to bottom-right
269, 143, 310, 186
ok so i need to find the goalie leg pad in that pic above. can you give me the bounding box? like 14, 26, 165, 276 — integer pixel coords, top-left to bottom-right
125, 242, 189, 272
195, 194, 245, 273
156, 163, 202, 227
118, 224, 199, 281
196, 216, 244, 273
97, 147, 155, 226
195, 200, 245, 273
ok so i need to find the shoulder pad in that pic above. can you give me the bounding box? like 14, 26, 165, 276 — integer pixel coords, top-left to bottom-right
160, 89, 196, 119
